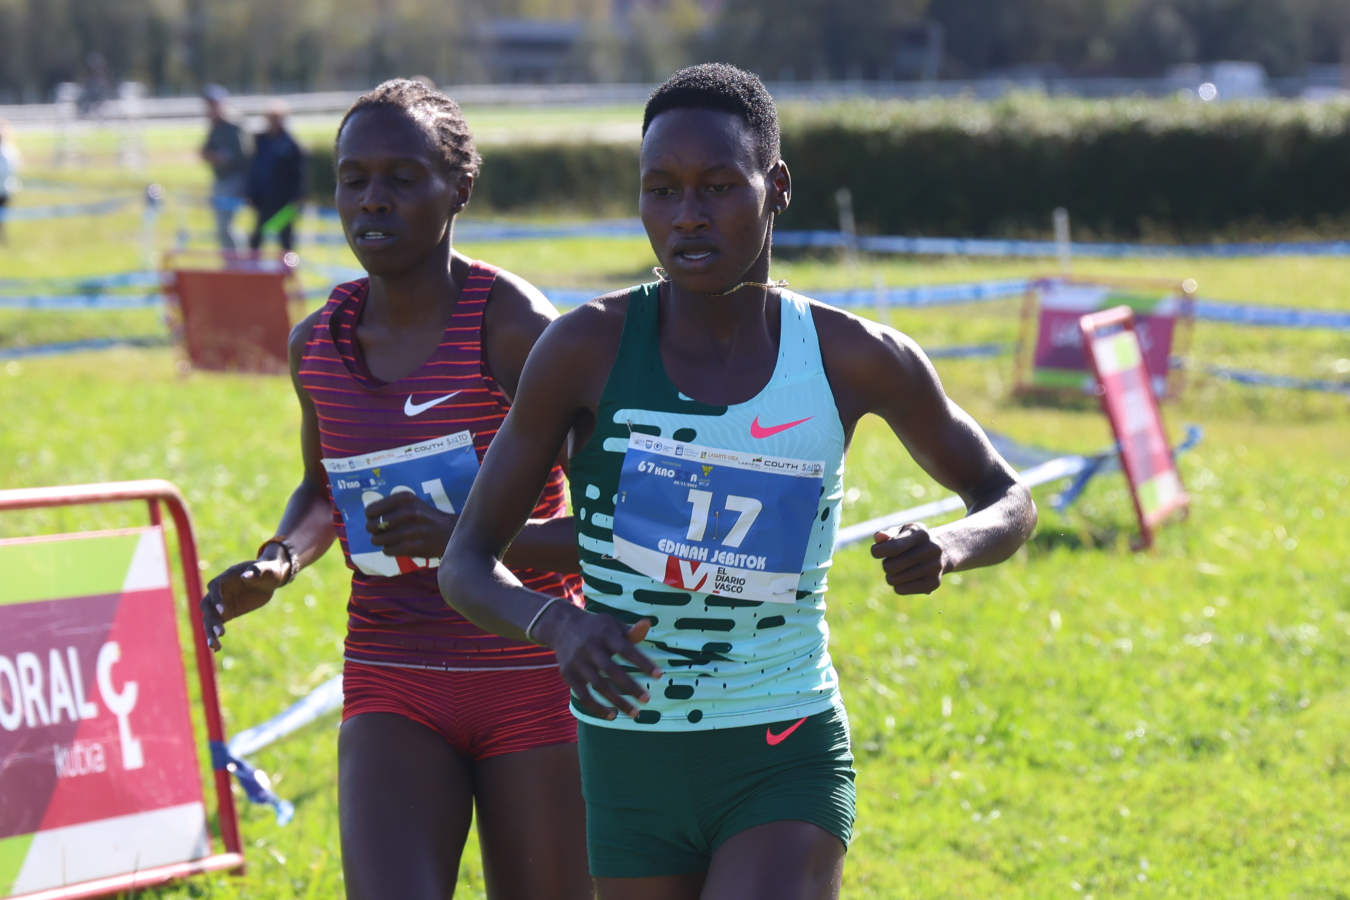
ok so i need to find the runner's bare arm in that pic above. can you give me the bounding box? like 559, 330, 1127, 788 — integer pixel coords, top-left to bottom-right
201, 313, 337, 648
473, 266, 580, 573
273, 313, 342, 563
819, 306, 1036, 594
441, 300, 662, 718
481, 266, 559, 401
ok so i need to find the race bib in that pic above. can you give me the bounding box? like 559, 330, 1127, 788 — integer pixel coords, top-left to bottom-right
323, 432, 479, 576
612, 434, 824, 604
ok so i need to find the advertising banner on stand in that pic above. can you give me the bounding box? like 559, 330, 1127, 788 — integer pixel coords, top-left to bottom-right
1078, 307, 1191, 549
0, 528, 211, 897
1017, 277, 1195, 399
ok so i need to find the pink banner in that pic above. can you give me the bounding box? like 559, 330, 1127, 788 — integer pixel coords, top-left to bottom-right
1, 528, 209, 897
0, 590, 203, 837
1034, 308, 1177, 384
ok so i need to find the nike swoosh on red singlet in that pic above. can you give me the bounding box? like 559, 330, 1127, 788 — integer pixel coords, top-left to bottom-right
750, 415, 813, 439
403, 391, 461, 417
765, 716, 809, 746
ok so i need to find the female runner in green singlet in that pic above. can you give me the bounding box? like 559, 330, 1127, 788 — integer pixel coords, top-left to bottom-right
440, 64, 1037, 900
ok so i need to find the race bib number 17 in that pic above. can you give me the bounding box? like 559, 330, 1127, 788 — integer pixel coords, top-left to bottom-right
612, 434, 824, 604
323, 432, 479, 576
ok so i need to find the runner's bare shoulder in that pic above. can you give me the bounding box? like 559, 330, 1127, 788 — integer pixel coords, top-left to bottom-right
521, 289, 632, 402
804, 296, 935, 427
484, 266, 559, 325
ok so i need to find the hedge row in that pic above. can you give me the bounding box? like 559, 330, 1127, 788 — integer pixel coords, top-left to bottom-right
307, 141, 639, 219
307, 95, 1350, 239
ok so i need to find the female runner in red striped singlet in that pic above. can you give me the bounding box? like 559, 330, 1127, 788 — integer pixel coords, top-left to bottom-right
201, 79, 592, 900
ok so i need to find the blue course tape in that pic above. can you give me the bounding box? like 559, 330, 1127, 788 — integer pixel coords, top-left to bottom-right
1192, 300, 1350, 330
1052, 425, 1204, 510
777, 230, 1350, 259
227, 676, 344, 759
926, 342, 1011, 360
6, 196, 134, 221
0, 294, 162, 310
0, 335, 171, 360
542, 288, 603, 308
541, 281, 1029, 311
833, 425, 1203, 547
307, 214, 1350, 258
459, 219, 647, 242
814, 279, 1029, 308
302, 262, 364, 283
209, 741, 295, 826
0, 271, 162, 291
1193, 363, 1350, 394
17, 177, 88, 192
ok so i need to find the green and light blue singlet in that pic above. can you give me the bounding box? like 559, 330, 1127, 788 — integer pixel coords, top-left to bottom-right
569, 283, 847, 732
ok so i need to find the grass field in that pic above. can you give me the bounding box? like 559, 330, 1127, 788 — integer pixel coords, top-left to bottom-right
2, 118, 1349, 898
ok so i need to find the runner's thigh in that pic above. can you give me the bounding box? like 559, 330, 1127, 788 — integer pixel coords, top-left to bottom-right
339, 712, 474, 900
474, 741, 593, 900
701, 820, 844, 900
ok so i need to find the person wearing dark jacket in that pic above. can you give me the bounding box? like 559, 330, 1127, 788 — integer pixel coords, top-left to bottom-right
247, 101, 306, 254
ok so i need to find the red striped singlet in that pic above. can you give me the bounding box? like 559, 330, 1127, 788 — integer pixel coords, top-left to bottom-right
298, 261, 581, 670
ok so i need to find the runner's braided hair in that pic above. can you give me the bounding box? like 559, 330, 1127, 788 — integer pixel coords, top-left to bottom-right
642, 63, 779, 169
337, 78, 482, 178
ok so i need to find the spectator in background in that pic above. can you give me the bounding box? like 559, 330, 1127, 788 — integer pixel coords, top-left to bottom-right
78, 52, 113, 118
200, 85, 249, 251
247, 100, 306, 255
0, 119, 20, 245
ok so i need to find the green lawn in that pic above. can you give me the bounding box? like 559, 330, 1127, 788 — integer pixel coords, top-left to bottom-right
1, 121, 1348, 899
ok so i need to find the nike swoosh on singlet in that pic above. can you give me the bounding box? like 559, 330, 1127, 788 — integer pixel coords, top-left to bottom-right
765, 716, 809, 746
403, 391, 461, 417
750, 415, 813, 439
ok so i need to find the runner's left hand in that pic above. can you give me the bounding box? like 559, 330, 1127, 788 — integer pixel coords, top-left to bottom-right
539, 608, 662, 721
871, 523, 947, 595
365, 492, 457, 559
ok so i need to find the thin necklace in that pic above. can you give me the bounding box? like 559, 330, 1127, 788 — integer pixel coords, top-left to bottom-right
652, 266, 788, 296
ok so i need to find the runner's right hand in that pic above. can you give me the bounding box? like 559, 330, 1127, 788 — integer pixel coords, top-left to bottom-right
537, 607, 663, 720
201, 557, 289, 652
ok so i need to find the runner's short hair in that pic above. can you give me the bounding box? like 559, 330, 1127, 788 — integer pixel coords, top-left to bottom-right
642, 63, 780, 169
337, 78, 481, 178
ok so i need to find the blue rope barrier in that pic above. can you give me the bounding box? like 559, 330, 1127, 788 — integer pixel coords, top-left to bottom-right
1189, 363, 1350, 394
304, 212, 1350, 258
1191, 299, 1350, 330
0, 336, 171, 360
6, 196, 135, 221
925, 342, 1010, 359
0, 294, 162, 310
298, 216, 1350, 259
0, 271, 162, 291
777, 229, 1350, 259
209, 741, 295, 826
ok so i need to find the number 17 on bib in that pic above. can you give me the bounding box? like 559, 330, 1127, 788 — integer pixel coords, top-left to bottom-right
611, 435, 823, 604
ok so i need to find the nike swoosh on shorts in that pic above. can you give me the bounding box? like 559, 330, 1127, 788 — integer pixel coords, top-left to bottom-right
765, 716, 809, 746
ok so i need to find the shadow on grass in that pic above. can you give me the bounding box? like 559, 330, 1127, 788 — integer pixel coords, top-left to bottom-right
1026, 522, 1128, 553
1009, 389, 1102, 414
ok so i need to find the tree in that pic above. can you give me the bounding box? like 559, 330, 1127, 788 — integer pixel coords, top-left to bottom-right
702, 0, 931, 81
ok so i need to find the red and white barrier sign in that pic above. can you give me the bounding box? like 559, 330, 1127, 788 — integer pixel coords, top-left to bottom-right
0, 482, 242, 900
1079, 307, 1190, 548
0, 529, 208, 894
1018, 277, 1195, 399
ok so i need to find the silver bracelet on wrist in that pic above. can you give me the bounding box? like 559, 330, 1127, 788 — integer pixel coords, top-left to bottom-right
524, 596, 563, 644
